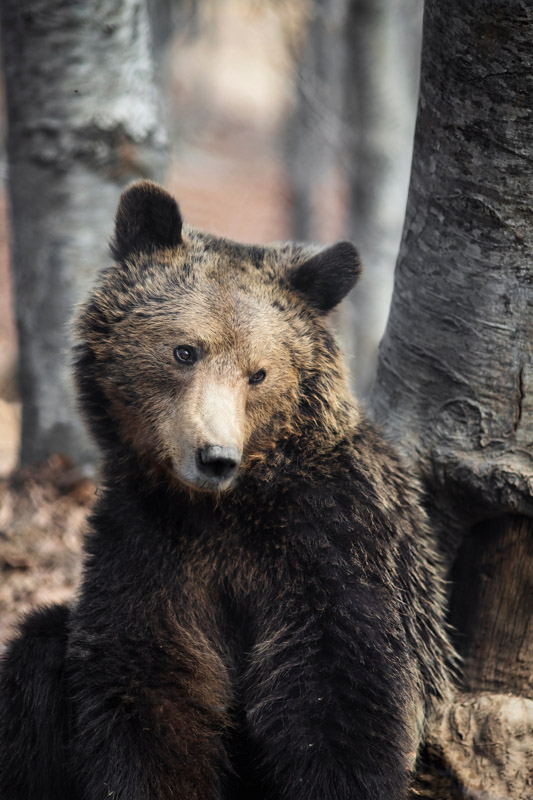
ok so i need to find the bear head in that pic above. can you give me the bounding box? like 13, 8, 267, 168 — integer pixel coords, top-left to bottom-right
74, 181, 362, 493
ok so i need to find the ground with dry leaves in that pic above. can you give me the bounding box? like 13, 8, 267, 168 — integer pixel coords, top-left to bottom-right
0, 455, 93, 648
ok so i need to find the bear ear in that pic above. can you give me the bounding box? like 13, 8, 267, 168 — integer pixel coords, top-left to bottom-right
111, 180, 183, 261
288, 241, 363, 314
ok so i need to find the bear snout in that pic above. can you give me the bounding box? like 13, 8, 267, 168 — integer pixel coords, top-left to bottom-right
196, 445, 241, 482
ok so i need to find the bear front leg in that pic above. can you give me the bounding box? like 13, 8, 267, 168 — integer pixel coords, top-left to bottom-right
243, 588, 418, 800
67, 602, 232, 800
0, 604, 79, 800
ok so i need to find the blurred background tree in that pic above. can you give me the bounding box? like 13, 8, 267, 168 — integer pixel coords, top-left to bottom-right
0, 0, 168, 473
286, 0, 422, 397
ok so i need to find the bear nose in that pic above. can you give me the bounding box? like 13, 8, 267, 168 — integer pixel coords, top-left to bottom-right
197, 445, 241, 481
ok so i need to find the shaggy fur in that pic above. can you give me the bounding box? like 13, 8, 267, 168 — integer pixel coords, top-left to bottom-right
0, 181, 455, 800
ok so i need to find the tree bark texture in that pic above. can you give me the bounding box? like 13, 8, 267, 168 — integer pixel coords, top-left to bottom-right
414, 691, 533, 799
413, 516, 532, 799
371, 1, 533, 797
449, 515, 532, 699
0, 0, 167, 472
373, 0, 533, 537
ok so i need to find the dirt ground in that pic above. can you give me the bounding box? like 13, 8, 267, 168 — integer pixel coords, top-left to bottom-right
0, 455, 93, 647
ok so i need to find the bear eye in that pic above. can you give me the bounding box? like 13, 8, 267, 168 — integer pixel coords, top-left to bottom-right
174, 345, 199, 365
249, 369, 266, 385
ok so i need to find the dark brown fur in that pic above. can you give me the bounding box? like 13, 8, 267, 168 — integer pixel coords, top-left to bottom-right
0, 181, 455, 800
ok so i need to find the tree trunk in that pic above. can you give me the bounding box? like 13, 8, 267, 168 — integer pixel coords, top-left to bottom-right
343, 0, 422, 398
450, 516, 532, 699
371, 0, 533, 796
0, 0, 167, 472
285, 0, 349, 243
414, 516, 533, 799
286, 0, 423, 398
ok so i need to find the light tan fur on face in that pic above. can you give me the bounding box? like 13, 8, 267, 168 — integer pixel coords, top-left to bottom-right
159, 365, 247, 491
158, 284, 300, 491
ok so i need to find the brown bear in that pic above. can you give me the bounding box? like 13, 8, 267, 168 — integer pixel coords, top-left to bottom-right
0, 181, 455, 800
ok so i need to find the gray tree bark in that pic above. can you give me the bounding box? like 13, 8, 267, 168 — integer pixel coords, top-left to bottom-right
0, 0, 167, 472
371, 1, 533, 796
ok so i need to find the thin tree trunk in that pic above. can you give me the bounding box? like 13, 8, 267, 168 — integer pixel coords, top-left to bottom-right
285, 0, 349, 243
372, 1, 533, 796
343, 0, 422, 399
286, 0, 422, 398
0, 0, 167, 472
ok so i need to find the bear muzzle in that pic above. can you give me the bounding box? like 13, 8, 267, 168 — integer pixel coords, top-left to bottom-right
196, 445, 241, 483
